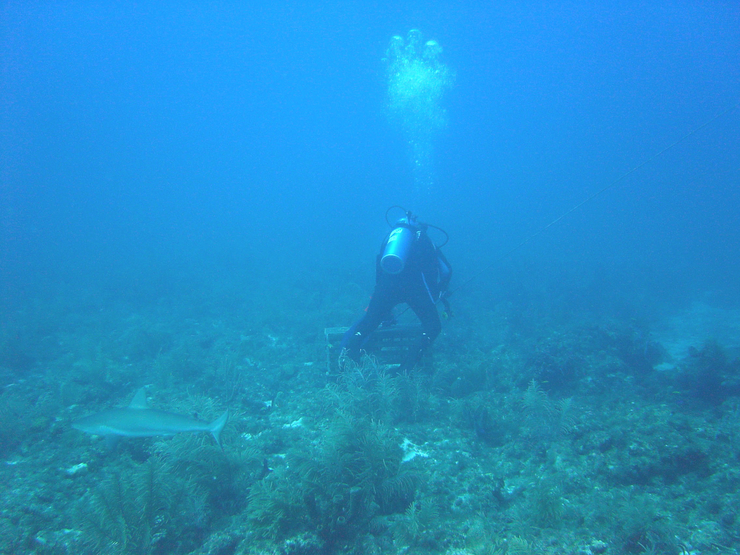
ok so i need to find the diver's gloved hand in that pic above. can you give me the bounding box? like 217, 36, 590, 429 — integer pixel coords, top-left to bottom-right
439, 290, 453, 319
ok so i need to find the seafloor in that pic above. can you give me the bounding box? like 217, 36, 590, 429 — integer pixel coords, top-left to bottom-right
1, 271, 739, 555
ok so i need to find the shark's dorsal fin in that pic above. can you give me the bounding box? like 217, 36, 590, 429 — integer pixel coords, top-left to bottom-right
129, 387, 149, 409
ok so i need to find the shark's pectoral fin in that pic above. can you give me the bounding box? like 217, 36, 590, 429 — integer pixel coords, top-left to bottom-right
209, 410, 230, 449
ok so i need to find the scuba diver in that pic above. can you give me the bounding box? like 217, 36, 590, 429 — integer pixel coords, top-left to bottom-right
340, 208, 452, 371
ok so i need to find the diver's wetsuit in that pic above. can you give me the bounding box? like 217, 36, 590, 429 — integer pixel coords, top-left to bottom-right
342, 229, 451, 370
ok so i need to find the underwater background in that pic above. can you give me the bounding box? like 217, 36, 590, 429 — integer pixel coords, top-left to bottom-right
2, 1, 740, 554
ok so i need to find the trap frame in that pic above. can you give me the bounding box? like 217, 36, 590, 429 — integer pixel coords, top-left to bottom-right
324, 324, 427, 375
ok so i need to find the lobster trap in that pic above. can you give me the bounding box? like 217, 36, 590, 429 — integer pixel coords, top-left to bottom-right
324, 324, 428, 375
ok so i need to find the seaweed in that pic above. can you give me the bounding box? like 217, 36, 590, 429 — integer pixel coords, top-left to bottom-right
247, 471, 303, 539
390, 497, 439, 546
292, 413, 415, 547
76, 455, 208, 555
324, 355, 401, 424
527, 480, 565, 529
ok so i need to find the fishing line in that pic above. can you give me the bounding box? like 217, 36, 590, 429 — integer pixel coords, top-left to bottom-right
450, 99, 740, 297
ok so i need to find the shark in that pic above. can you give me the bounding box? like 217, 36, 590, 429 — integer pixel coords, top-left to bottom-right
72, 387, 229, 449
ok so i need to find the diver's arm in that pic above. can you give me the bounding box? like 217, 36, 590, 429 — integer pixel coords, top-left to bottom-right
436, 249, 452, 293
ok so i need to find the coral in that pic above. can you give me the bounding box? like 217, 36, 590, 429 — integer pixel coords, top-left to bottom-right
675, 340, 740, 405
110, 315, 174, 363
292, 413, 415, 546
324, 357, 401, 424
456, 394, 510, 446
0, 389, 33, 452
527, 481, 564, 529
76, 455, 208, 555
205, 349, 246, 404
556, 397, 577, 435
520, 379, 578, 441
507, 536, 537, 555
242, 410, 416, 547
247, 471, 303, 539
9, 246, 740, 555
0, 516, 24, 555
390, 497, 439, 546
461, 520, 536, 555
521, 379, 557, 438
152, 432, 255, 515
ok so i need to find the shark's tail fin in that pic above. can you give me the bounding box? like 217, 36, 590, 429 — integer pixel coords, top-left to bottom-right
209, 410, 229, 449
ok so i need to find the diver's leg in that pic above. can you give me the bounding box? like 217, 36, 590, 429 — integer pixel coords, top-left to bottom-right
400, 284, 442, 371
341, 286, 398, 363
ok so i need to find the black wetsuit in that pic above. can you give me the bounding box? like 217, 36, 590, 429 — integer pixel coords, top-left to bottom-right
342, 228, 451, 370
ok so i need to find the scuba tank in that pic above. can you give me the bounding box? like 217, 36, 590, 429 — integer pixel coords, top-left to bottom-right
380, 215, 420, 274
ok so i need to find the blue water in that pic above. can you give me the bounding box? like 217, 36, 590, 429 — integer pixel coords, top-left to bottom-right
3, 1, 738, 316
